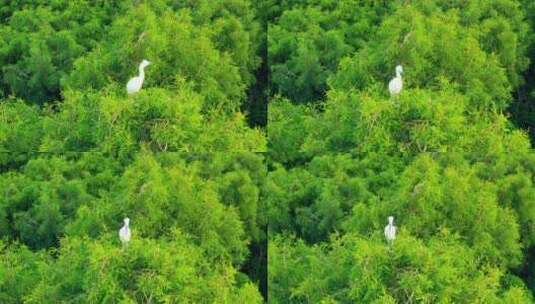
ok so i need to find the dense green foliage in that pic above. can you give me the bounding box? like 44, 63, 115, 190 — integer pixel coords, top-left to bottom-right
2, 0, 535, 302
269, 0, 394, 103
268, 0, 535, 303
270, 233, 533, 303
0, 0, 267, 302
0, 0, 265, 142
0, 152, 267, 302
0, 1, 129, 104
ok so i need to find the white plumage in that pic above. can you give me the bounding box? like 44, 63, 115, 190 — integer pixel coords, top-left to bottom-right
384, 216, 396, 244
126, 59, 151, 94
388, 65, 403, 96
119, 217, 131, 245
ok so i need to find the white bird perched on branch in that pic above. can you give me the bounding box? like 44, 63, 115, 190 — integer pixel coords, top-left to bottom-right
388, 65, 403, 96
126, 59, 151, 94
119, 217, 131, 246
384, 216, 396, 245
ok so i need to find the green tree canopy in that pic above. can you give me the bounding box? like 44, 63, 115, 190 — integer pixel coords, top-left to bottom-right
267, 0, 535, 302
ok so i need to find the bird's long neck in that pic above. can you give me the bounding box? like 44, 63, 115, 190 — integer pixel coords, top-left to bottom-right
396, 71, 402, 78
138, 66, 145, 79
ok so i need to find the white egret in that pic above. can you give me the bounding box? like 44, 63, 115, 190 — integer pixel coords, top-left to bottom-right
384, 216, 396, 245
126, 59, 151, 94
388, 65, 403, 96
119, 217, 131, 246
